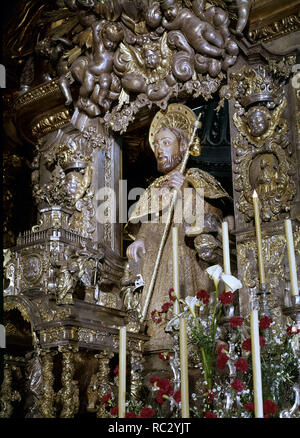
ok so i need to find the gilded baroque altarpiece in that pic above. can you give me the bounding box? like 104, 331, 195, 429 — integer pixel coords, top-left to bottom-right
1, 0, 300, 418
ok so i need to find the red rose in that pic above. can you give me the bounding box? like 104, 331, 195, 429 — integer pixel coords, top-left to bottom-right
156, 390, 168, 404
157, 378, 173, 394
260, 336, 266, 348
113, 365, 119, 376
155, 378, 174, 404
219, 291, 234, 305
205, 411, 217, 418
140, 407, 156, 418
125, 411, 137, 418
231, 378, 244, 392
150, 376, 160, 386
242, 338, 251, 352
101, 392, 113, 407
196, 289, 210, 304
242, 337, 265, 352
169, 288, 176, 302
230, 316, 243, 328
110, 405, 118, 416
161, 302, 173, 313
263, 400, 278, 415
217, 344, 228, 355
151, 310, 162, 324
174, 390, 181, 403
244, 402, 254, 412
286, 325, 300, 336
158, 351, 170, 361
235, 357, 249, 372
259, 316, 273, 330
217, 353, 229, 370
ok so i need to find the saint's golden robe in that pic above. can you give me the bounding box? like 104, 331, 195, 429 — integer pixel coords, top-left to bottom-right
127, 167, 231, 352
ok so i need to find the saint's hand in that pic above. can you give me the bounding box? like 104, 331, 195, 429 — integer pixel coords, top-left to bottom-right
126, 240, 146, 262
164, 171, 186, 191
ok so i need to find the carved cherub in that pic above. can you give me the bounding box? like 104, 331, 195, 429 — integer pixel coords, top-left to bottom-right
224, 0, 252, 35
59, 19, 123, 116
192, 0, 238, 54
35, 37, 73, 82
80, 20, 123, 110
160, 0, 238, 75
114, 32, 174, 102
233, 98, 287, 147
190, 1, 252, 35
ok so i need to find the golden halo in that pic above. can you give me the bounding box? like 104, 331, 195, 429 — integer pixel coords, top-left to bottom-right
149, 104, 198, 153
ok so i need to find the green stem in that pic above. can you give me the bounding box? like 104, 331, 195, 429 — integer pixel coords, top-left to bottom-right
212, 307, 223, 341
209, 283, 219, 339
200, 347, 212, 389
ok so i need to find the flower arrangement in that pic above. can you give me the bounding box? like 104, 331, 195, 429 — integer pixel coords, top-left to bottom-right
147, 265, 299, 418
99, 265, 299, 418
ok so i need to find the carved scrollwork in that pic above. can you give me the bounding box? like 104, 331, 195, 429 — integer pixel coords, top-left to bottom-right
52, 0, 241, 128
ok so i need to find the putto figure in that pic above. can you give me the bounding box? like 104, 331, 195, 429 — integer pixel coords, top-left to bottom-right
59, 19, 123, 116
125, 104, 232, 352
160, 0, 238, 75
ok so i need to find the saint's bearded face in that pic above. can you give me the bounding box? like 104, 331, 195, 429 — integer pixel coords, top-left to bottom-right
153, 128, 184, 174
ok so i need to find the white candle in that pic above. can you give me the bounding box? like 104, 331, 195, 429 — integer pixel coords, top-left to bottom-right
222, 221, 231, 292
172, 226, 180, 315
250, 309, 264, 418
284, 219, 299, 296
222, 221, 231, 275
118, 326, 127, 418
253, 190, 266, 285
179, 317, 189, 418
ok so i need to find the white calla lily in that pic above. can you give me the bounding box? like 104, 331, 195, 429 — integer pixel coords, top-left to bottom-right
165, 315, 180, 333
221, 273, 242, 292
206, 264, 223, 286
185, 296, 199, 318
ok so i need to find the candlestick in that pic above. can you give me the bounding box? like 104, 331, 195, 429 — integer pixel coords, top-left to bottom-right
179, 317, 189, 417
118, 326, 127, 418
250, 306, 264, 418
253, 190, 266, 285
222, 221, 231, 293
222, 221, 231, 275
172, 226, 180, 315
284, 219, 299, 296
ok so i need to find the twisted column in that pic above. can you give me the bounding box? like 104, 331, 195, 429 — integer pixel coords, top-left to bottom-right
39, 349, 56, 418
58, 345, 79, 418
